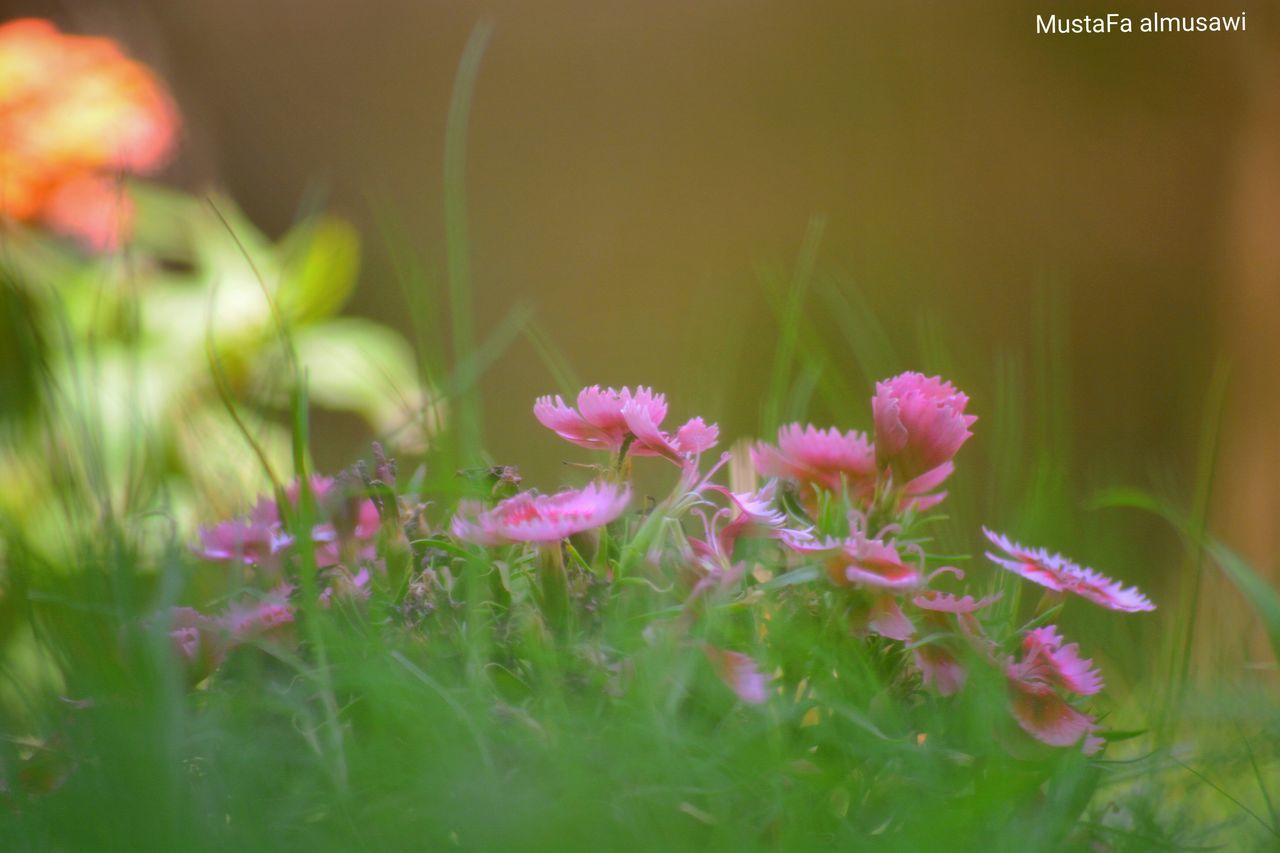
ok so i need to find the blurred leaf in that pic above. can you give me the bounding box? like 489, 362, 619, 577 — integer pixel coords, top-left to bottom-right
276, 217, 361, 323
0, 269, 47, 425
288, 318, 428, 440
1095, 487, 1280, 663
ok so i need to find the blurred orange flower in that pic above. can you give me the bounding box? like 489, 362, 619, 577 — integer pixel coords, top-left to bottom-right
0, 18, 178, 250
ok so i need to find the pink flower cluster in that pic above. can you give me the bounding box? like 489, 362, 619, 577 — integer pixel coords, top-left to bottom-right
535, 385, 718, 465
752, 372, 974, 513
195, 475, 381, 570
166, 585, 295, 684
436, 375, 1154, 752
451, 482, 631, 546
178, 374, 1155, 757
739, 373, 1147, 752
179, 474, 380, 682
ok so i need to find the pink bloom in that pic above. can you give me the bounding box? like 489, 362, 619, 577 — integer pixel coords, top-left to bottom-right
535, 385, 717, 462
786, 531, 921, 590
221, 586, 295, 643
194, 500, 292, 566
1005, 624, 1102, 750
915, 644, 967, 697
1008, 626, 1103, 696
696, 481, 795, 559
897, 461, 954, 513
750, 424, 877, 500
909, 591, 1001, 696
197, 475, 383, 570
623, 405, 719, 463
703, 645, 769, 705
872, 373, 976, 484
450, 481, 630, 545
983, 528, 1155, 613
167, 607, 226, 683
1008, 685, 1097, 749
319, 566, 372, 608
866, 595, 915, 641
912, 590, 1003, 615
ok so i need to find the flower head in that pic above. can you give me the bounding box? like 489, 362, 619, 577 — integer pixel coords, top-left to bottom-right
195, 474, 383, 570
908, 591, 1001, 696
195, 500, 292, 566
786, 530, 921, 590
535, 385, 717, 463
697, 481, 795, 559
751, 423, 876, 500
983, 528, 1155, 612
872, 373, 976, 484
220, 586, 296, 643
450, 481, 630, 545
0, 18, 178, 248
167, 606, 226, 683
915, 643, 967, 697
1005, 624, 1102, 750
1008, 625, 1103, 696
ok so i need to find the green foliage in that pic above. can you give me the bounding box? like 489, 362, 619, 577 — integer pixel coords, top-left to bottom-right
0, 183, 431, 546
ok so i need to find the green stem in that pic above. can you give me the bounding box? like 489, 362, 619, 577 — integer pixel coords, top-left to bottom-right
541, 543, 570, 639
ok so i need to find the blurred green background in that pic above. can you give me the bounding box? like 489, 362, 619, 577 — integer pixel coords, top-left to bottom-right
5, 0, 1277, 654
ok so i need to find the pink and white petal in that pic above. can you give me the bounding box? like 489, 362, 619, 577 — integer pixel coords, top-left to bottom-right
674, 417, 719, 455
913, 590, 1003, 614
1068, 569, 1156, 613
1009, 685, 1094, 748
868, 596, 915, 641
622, 401, 684, 463
903, 461, 954, 496
534, 394, 616, 449
703, 645, 770, 705
915, 644, 966, 696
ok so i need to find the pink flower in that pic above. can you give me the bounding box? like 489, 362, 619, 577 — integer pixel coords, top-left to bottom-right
319, 566, 372, 608
167, 607, 226, 683
623, 404, 719, 463
534, 385, 716, 462
194, 500, 292, 566
786, 531, 921, 590
221, 586, 295, 643
983, 528, 1155, 613
1005, 624, 1102, 750
912, 590, 1003, 615
703, 645, 770, 705
915, 644, 967, 697
1009, 626, 1103, 696
909, 590, 1002, 696
872, 373, 976, 484
865, 595, 915, 641
450, 481, 631, 545
695, 481, 795, 559
196, 475, 383, 570
750, 424, 877, 500
1008, 685, 1097, 749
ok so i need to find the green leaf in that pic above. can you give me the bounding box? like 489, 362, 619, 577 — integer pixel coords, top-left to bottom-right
276, 217, 361, 323
287, 318, 430, 443
1096, 487, 1280, 663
